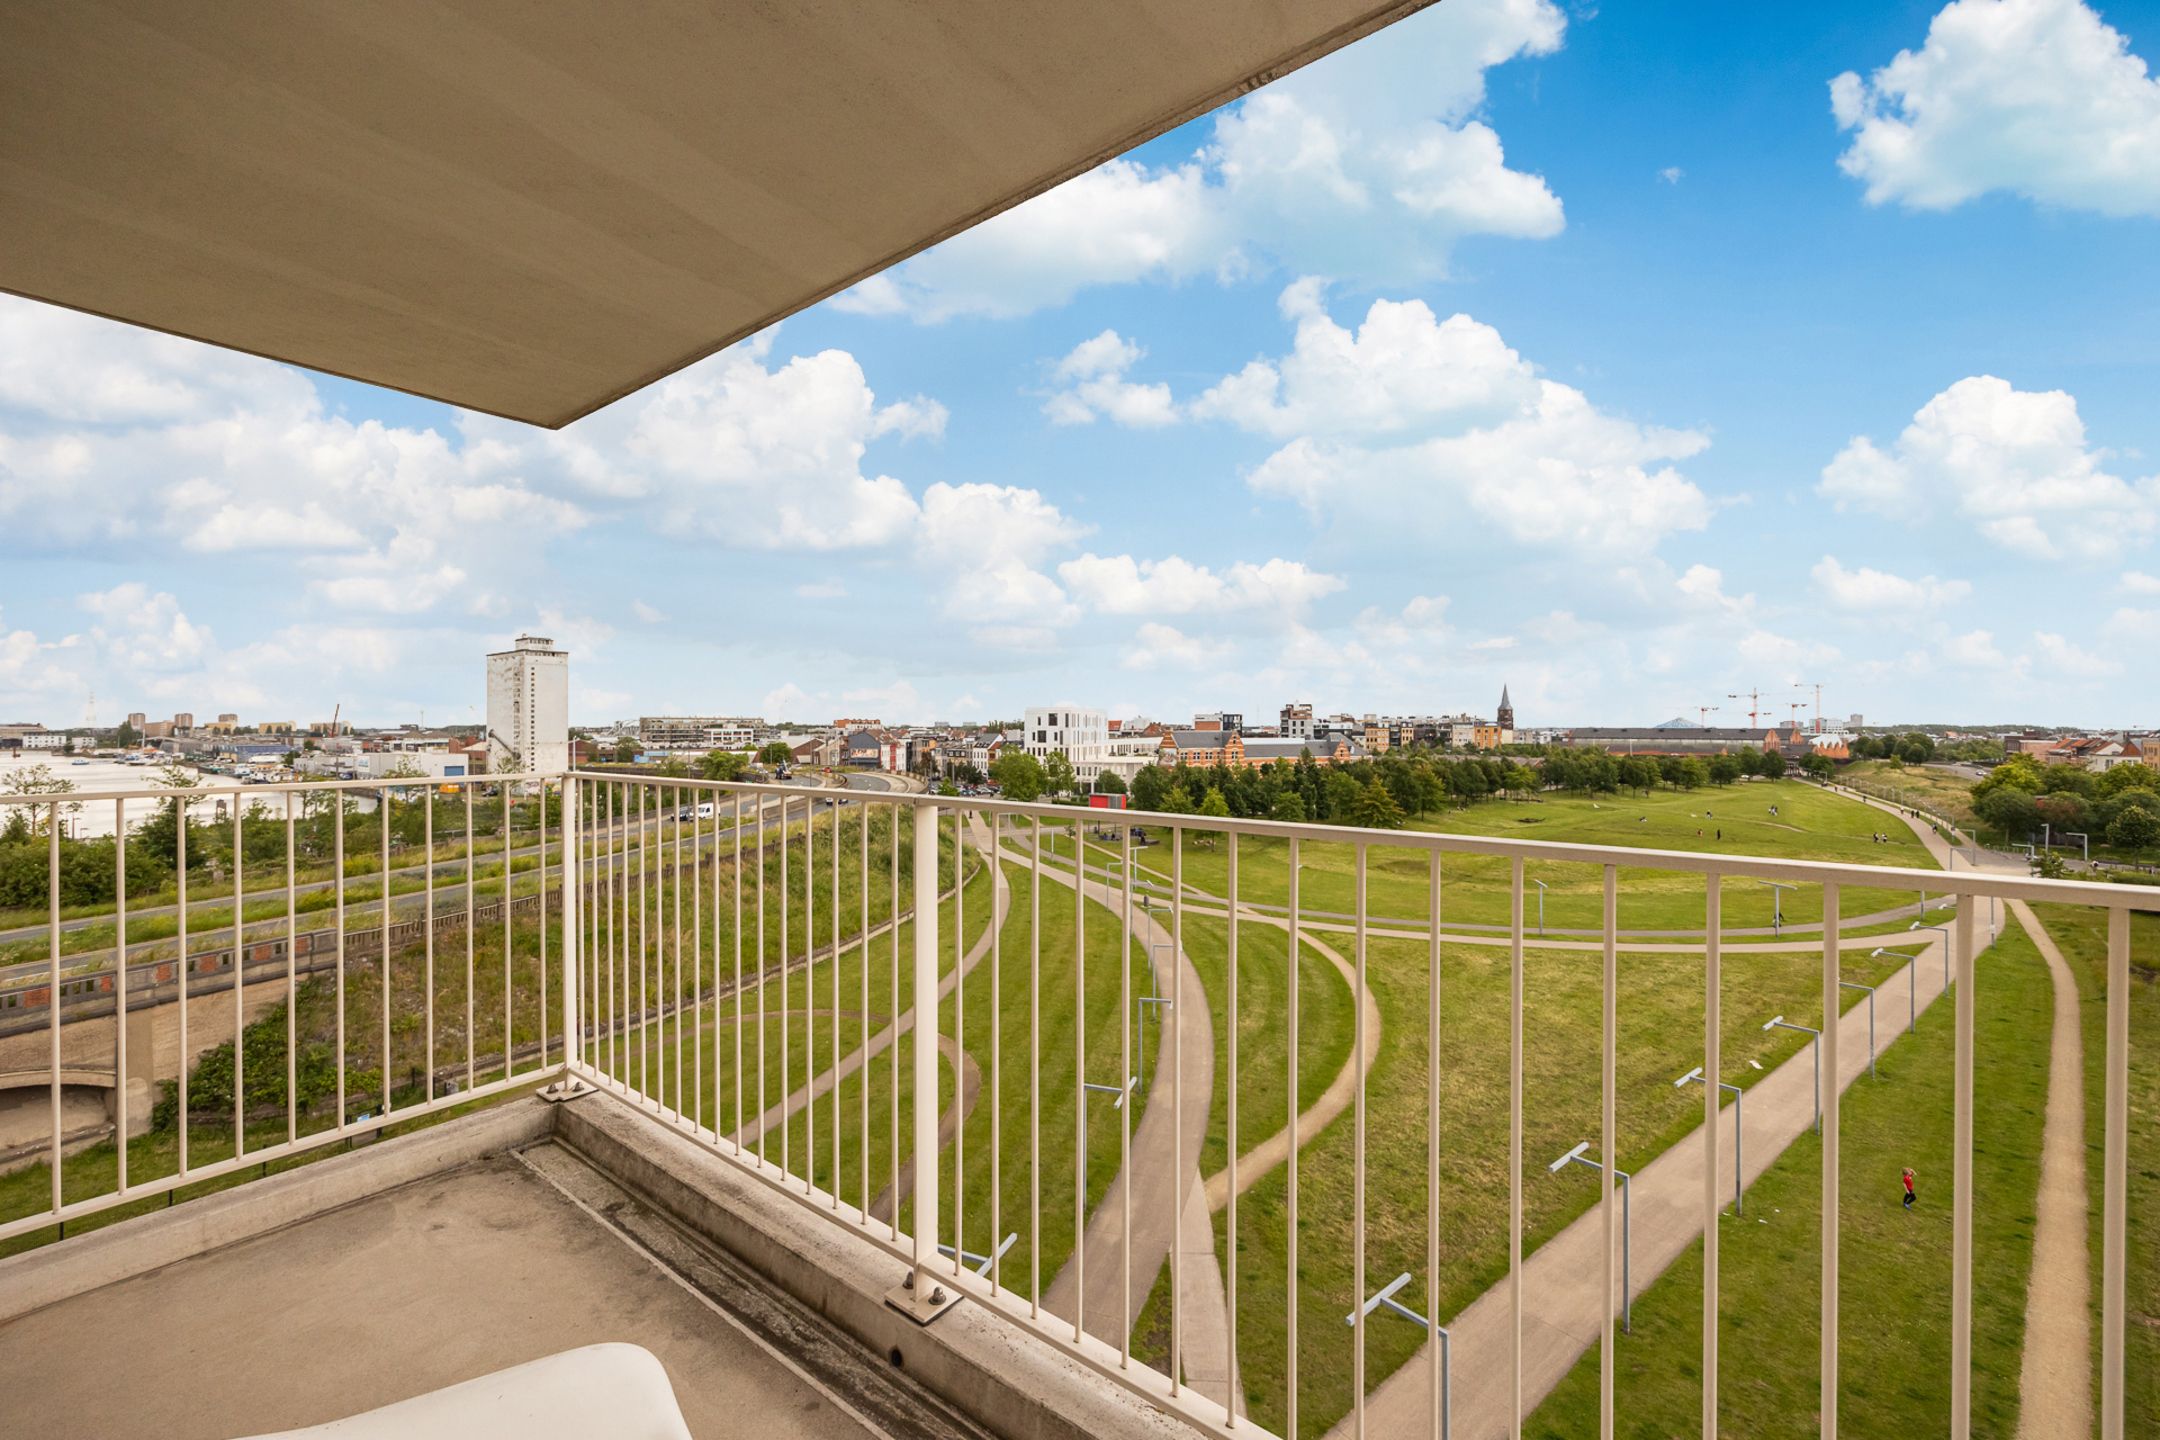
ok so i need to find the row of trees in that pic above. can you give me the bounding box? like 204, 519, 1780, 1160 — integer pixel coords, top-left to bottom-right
1971, 753, 2160, 851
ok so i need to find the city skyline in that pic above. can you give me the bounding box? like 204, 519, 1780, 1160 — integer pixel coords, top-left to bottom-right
4, 1, 2159, 728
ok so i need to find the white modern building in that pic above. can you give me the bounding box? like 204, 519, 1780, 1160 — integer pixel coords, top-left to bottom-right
485, 633, 569, 774
1023, 705, 1110, 781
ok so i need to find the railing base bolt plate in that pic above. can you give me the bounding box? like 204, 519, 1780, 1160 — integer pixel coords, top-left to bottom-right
885, 1276, 962, 1327
538, 1077, 598, 1104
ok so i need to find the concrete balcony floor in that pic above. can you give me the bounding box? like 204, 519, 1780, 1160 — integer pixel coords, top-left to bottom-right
0, 1121, 985, 1439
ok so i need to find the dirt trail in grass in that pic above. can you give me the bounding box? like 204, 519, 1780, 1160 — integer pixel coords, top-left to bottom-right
1201, 916, 1381, 1212
2006, 900, 2093, 1440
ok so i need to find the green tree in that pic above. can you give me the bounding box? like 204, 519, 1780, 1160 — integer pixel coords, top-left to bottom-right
1799, 752, 1835, 781
1348, 777, 1405, 829
613, 738, 639, 764
757, 741, 793, 767
1042, 750, 1077, 800
1130, 765, 1170, 811
1271, 790, 1307, 823
992, 750, 1046, 802
1198, 786, 1232, 818
699, 750, 747, 782
1093, 769, 1127, 795
2107, 804, 2160, 850
655, 756, 690, 779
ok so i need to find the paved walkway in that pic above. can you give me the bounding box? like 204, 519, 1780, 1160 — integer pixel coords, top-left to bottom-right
1017, 843, 1235, 1413
2007, 899, 2092, 1440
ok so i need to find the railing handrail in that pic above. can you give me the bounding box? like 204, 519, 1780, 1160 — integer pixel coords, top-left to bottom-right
559, 772, 2160, 911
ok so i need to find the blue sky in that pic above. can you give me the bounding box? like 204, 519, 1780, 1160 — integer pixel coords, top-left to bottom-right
4, 0, 2158, 731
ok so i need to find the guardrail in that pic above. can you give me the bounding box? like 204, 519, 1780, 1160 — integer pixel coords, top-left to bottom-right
4, 770, 2151, 1440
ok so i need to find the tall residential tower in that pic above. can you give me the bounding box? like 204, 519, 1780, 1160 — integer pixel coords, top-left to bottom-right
485, 633, 569, 774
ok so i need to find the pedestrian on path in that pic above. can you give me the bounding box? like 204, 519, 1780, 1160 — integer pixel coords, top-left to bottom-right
1902, 1167, 1916, 1211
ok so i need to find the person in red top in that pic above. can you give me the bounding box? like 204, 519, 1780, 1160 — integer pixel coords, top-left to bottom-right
1902, 1167, 1916, 1211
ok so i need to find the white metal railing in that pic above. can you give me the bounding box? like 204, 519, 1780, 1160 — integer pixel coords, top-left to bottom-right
4, 768, 2151, 1440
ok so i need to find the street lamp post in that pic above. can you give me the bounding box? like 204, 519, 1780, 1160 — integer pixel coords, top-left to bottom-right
1909, 921, 1953, 992
1345, 1275, 1451, 1440
2065, 831, 2090, 863
1674, 1066, 1744, 1214
1763, 1016, 1822, 1134
1531, 878, 1548, 937
1870, 946, 1918, 1033
1136, 946, 1173, 1093
1759, 879, 1795, 934
1839, 979, 1878, 1078
1549, 1142, 1632, 1331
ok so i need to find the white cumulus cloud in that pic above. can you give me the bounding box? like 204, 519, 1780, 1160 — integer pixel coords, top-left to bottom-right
1831, 0, 2160, 215
1818, 375, 2159, 559
1811, 555, 1971, 610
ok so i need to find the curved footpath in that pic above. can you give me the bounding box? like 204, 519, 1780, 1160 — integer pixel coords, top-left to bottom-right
1014, 840, 1237, 1414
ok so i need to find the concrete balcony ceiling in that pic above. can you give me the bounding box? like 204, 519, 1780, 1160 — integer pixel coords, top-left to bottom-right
0, 1, 1433, 428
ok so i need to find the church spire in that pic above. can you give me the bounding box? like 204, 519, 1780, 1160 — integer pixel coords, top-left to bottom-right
1497, 684, 1514, 731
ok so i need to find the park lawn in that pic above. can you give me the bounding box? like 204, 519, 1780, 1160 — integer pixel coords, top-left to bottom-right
1530, 914, 2055, 1439
2031, 902, 2159, 1434
1040, 781, 1939, 938
1209, 931, 1917, 1438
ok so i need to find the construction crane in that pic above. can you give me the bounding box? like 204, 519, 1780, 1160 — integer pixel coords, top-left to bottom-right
1696, 704, 1719, 729
1785, 701, 1808, 730
1794, 681, 1824, 734
1727, 688, 1763, 728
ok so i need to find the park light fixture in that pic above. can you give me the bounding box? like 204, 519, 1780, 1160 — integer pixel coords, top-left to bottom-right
1759, 879, 1796, 934
1674, 1066, 1744, 1214
1344, 1274, 1452, 1440
1909, 921, 1954, 991
1839, 979, 1879, 1079
1762, 1016, 1822, 1134
1135, 948, 1174, 1092
1531, 877, 1549, 937
1549, 1142, 1633, 1332
1870, 947, 1919, 1033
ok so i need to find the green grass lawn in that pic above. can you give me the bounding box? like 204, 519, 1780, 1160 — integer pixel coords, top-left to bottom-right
1841, 760, 1981, 832
1205, 930, 1913, 1438
2031, 903, 2158, 1434
1530, 914, 2055, 1438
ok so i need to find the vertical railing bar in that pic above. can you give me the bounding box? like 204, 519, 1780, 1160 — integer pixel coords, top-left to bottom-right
735, 792, 746, 1149
463, 785, 474, 1093
782, 793, 792, 1175
758, 791, 770, 1164
1353, 841, 1368, 1439
831, 797, 841, 1206
890, 801, 900, 1239
859, 796, 870, 1212
910, 800, 941, 1298
674, 783, 686, 1119
806, 794, 816, 1179
287, 792, 298, 1144
956, 809, 967, 1252
328, 793, 339, 1138
423, 789, 434, 1105
1951, 898, 1975, 1438
2100, 905, 2128, 1440
1226, 829, 1240, 1428
378, 784, 389, 1117
1171, 822, 1185, 1399
502, 781, 512, 1084
237, 786, 248, 1152
1287, 834, 1301, 1440
1032, 814, 1043, 1316
1118, 816, 1130, 1355
1509, 855, 1524, 1439
1821, 881, 1841, 1440
116, 798, 129, 1193
1703, 874, 1721, 1440
47, 805, 61, 1213
1428, 848, 1443, 1440
179, 792, 192, 1170
692, 781, 702, 1131
994, 812, 1006, 1296
606, 783, 618, 1090
1073, 810, 1086, 1340
1600, 865, 1617, 1440
541, 778, 551, 1074
637, 784, 649, 1101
